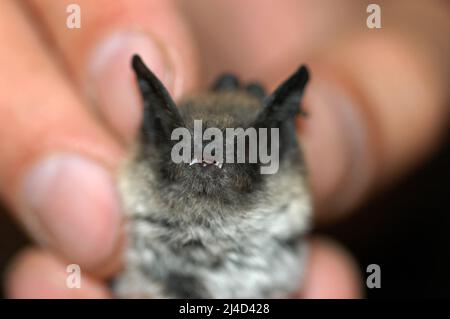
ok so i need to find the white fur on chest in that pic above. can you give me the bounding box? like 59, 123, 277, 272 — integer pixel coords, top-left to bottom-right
115, 159, 311, 298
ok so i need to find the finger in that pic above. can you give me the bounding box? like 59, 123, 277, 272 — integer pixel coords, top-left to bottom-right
299, 237, 363, 299
301, 16, 450, 220
5, 248, 111, 299
183, 1, 450, 221
0, 0, 123, 272
25, 0, 200, 141
179, 0, 358, 84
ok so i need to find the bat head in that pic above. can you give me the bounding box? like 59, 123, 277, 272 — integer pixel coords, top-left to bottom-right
121, 55, 310, 218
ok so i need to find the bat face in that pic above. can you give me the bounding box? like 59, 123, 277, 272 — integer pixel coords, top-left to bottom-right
121, 55, 310, 219
136, 91, 268, 212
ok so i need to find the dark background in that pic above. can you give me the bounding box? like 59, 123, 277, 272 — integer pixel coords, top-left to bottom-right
0, 130, 449, 298
321, 130, 450, 298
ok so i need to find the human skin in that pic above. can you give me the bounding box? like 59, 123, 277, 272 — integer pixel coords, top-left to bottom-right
2, 0, 450, 298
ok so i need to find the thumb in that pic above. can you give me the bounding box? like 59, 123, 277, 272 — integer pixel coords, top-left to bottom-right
26, 0, 200, 141
300, 27, 450, 221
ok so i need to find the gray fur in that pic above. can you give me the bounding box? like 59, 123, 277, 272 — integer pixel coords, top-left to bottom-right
114, 57, 312, 298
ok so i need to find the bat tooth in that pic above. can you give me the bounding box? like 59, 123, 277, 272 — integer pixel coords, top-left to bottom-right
189, 158, 200, 166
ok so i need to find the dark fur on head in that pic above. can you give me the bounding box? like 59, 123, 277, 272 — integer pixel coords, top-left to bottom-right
128, 55, 309, 218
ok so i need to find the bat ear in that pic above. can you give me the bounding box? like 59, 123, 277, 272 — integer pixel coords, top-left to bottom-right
254, 66, 309, 157
132, 54, 184, 145
255, 65, 309, 128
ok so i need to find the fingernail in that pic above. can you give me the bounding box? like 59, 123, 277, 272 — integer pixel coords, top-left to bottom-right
300, 77, 374, 218
89, 31, 174, 140
22, 155, 121, 269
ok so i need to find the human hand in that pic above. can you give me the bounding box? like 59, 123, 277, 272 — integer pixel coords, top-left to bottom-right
3, 0, 450, 298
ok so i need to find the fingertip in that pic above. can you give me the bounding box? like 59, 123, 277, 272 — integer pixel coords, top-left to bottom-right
302, 31, 450, 222
88, 31, 176, 141
20, 154, 123, 272
299, 237, 363, 299
28, 0, 201, 143
5, 248, 111, 299
300, 67, 375, 220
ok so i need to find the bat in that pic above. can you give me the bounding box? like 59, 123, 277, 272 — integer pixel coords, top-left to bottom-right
114, 54, 312, 298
